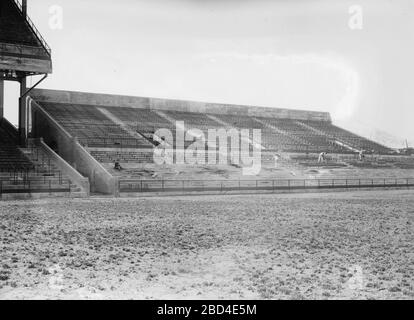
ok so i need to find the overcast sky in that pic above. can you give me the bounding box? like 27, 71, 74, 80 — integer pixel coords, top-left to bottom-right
4, 0, 414, 146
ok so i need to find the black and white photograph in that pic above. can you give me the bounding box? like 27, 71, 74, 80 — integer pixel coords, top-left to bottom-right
0, 0, 413, 306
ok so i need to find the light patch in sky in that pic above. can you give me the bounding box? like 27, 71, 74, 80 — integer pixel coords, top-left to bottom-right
197, 51, 360, 120
290, 54, 361, 121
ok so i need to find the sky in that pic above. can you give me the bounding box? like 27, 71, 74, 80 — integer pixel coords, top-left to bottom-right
4, 0, 414, 147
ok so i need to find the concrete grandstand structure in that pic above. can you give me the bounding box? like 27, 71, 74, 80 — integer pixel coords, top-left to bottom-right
20, 88, 412, 196
0, 0, 413, 199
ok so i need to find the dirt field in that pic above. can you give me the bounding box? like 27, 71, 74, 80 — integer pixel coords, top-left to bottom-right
0, 190, 413, 300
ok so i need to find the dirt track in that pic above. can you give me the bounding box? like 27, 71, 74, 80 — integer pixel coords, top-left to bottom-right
0, 190, 413, 299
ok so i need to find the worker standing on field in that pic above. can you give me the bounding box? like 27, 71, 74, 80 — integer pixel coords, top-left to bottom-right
358, 150, 365, 161
318, 152, 327, 163
274, 153, 281, 168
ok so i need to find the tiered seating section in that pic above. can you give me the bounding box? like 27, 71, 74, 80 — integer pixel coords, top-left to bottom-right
0, 125, 33, 171
37, 101, 394, 168
302, 120, 393, 154
0, 120, 72, 196
161, 110, 232, 150
101, 106, 172, 145
41, 102, 151, 148
214, 115, 304, 152
0, 0, 40, 47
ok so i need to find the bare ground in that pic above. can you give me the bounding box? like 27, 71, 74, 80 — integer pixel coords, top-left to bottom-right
0, 190, 413, 300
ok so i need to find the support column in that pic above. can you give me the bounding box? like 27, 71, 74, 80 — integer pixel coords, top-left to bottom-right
19, 77, 27, 146
0, 80, 4, 119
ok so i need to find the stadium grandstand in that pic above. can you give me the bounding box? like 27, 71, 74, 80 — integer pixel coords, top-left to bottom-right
25, 89, 414, 196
